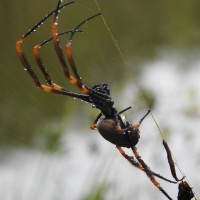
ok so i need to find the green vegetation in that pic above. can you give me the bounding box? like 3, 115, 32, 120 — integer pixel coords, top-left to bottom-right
0, 0, 200, 148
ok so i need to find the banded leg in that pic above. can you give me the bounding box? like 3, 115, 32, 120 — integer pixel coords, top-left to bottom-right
52, 0, 101, 93
16, 34, 91, 100
16, 1, 74, 86
117, 146, 176, 183
16, 1, 91, 102
17, 35, 91, 100
16, 2, 73, 91
52, 0, 89, 94
121, 110, 172, 199
131, 147, 172, 200
33, 30, 81, 90
65, 13, 101, 93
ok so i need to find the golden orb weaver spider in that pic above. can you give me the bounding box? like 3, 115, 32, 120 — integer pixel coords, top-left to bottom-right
16, 1, 194, 199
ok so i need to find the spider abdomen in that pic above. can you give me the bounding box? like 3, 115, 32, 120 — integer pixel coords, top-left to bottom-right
97, 118, 140, 148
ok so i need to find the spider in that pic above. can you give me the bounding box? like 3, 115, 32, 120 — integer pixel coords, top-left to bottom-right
16, 1, 182, 199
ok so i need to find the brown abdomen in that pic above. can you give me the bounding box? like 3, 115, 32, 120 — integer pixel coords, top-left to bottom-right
97, 118, 138, 148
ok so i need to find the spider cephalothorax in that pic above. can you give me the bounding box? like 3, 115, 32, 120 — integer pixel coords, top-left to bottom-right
16, 1, 190, 199
88, 83, 116, 118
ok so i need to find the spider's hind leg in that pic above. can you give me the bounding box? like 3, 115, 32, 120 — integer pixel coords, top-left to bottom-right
117, 146, 177, 184
131, 146, 173, 200
163, 139, 185, 182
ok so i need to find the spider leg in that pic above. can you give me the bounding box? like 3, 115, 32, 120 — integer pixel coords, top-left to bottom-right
17, 39, 91, 100
17, 39, 89, 100
120, 111, 173, 199
163, 140, 196, 199
33, 29, 82, 89
132, 110, 151, 129
17, 39, 91, 101
16, 1, 73, 89
131, 146, 173, 200
163, 139, 185, 182
90, 113, 102, 130
16, 1, 91, 103
51, 0, 89, 94
65, 13, 101, 92
119, 106, 132, 114
90, 107, 132, 130
116, 146, 177, 184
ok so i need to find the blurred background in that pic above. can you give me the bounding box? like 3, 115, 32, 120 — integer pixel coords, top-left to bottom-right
0, 0, 200, 199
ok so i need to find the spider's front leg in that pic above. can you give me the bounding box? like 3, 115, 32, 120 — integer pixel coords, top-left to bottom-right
16, 2, 74, 92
